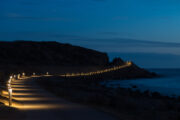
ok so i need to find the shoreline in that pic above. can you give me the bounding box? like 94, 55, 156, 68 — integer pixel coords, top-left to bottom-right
37, 76, 180, 120
105, 74, 180, 98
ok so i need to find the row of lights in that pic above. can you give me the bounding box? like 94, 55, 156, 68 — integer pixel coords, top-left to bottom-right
7, 76, 14, 106
5, 62, 132, 107
6, 72, 49, 107
7, 73, 27, 106
61, 61, 132, 77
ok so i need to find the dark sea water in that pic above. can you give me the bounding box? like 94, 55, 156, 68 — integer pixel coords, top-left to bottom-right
105, 69, 180, 97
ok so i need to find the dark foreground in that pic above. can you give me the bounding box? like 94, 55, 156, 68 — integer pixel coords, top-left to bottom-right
0, 103, 25, 120
1, 77, 118, 120
38, 76, 180, 120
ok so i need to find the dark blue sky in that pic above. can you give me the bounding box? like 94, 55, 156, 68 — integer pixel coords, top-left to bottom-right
1, 0, 180, 68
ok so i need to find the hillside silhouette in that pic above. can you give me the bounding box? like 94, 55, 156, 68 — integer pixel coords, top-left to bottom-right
0, 41, 109, 66
0, 41, 156, 79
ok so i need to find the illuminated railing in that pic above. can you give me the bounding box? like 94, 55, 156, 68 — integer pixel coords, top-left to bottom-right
61, 61, 132, 77
1, 73, 26, 107
1, 74, 24, 107
0, 61, 132, 107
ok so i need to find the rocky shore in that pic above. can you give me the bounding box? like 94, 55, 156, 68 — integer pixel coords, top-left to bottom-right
37, 76, 180, 120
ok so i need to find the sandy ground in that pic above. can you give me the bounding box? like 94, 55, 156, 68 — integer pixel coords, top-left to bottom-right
10, 76, 118, 120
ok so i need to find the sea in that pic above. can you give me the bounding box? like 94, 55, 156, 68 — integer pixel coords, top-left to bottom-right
105, 69, 180, 97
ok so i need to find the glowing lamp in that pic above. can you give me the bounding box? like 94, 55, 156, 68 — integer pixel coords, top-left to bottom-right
8, 88, 12, 106
8, 79, 11, 84
17, 74, 20, 79
22, 72, 25, 76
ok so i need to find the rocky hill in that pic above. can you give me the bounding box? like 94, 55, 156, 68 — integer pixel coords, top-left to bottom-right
0, 41, 109, 66
0, 41, 157, 79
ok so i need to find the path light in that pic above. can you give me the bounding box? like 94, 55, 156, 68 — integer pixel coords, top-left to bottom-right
33, 72, 35, 76
7, 83, 11, 88
17, 74, 20, 79
22, 72, 25, 76
46, 72, 49, 75
8, 87, 12, 106
126, 61, 132, 65
14, 75, 16, 80
8, 78, 11, 84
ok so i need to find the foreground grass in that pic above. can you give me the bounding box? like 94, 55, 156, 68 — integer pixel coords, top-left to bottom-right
37, 76, 180, 120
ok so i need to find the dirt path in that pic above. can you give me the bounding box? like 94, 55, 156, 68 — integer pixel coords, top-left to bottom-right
11, 76, 118, 120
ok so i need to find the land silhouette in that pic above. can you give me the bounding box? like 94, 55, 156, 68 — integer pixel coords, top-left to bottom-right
1, 41, 180, 120
0, 41, 155, 79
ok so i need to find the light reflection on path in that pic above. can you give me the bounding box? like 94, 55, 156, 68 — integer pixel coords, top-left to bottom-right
11, 78, 68, 110
10, 77, 118, 120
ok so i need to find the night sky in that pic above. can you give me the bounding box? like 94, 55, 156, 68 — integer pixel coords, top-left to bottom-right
1, 0, 180, 68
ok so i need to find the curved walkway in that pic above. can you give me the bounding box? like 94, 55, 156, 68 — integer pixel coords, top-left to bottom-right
11, 77, 118, 120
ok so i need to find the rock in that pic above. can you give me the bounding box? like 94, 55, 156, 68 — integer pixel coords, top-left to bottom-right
109, 57, 125, 66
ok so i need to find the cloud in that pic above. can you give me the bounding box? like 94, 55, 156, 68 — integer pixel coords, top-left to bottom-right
18, 1, 41, 6
1, 31, 180, 55
92, 0, 107, 2
89, 38, 180, 48
17, 0, 96, 7
49, 34, 84, 40
57, 38, 180, 55
2, 13, 72, 22
6, 13, 21, 18
0, 31, 85, 43
97, 32, 134, 36
17, 0, 51, 6
112, 16, 129, 20
97, 32, 120, 35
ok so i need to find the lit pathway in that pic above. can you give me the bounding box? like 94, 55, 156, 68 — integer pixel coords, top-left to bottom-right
61, 61, 132, 77
11, 77, 118, 120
